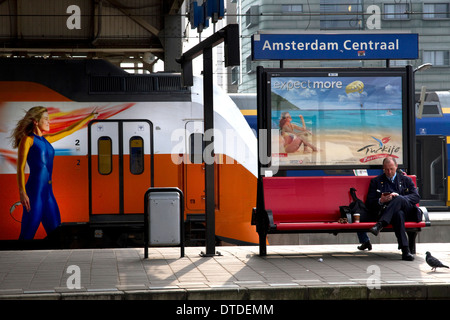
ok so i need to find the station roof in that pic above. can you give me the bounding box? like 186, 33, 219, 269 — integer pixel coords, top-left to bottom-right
0, 0, 184, 70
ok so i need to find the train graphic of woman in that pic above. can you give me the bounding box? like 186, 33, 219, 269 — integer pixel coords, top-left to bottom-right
10, 106, 96, 240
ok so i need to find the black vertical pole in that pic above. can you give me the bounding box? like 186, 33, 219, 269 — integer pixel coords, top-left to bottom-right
176, 25, 239, 257
256, 66, 266, 256
203, 46, 216, 256
406, 65, 416, 174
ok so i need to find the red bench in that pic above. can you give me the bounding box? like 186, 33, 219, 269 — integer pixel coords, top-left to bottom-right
252, 176, 430, 256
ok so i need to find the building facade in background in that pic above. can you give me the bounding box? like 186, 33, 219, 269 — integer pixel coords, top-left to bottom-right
227, 0, 450, 94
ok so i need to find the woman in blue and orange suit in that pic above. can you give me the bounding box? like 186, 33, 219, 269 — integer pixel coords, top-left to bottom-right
10, 106, 96, 240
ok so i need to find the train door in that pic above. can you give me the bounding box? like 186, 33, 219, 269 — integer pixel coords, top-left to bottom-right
416, 135, 448, 206
89, 120, 153, 221
184, 121, 205, 212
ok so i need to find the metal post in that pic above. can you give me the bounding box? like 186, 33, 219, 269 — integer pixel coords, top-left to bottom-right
406, 65, 417, 175
201, 46, 217, 257
176, 25, 239, 257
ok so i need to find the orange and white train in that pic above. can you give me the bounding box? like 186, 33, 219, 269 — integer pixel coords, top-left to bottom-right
0, 58, 258, 246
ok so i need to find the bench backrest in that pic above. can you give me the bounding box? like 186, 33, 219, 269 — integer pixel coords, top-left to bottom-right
262, 176, 416, 223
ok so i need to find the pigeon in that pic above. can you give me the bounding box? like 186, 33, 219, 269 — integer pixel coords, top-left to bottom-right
425, 251, 449, 271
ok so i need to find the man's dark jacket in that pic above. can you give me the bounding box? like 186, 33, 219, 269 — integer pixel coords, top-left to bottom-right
365, 172, 422, 222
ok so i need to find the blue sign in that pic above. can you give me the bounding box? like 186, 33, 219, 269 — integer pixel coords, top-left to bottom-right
252, 33, 418, 60
189, 0, 225, 32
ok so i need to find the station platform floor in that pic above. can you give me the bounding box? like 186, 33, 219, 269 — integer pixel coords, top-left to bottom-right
0, 242, 449, 301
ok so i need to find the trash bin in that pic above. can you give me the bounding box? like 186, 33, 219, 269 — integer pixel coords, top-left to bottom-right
144, 187, 184, 258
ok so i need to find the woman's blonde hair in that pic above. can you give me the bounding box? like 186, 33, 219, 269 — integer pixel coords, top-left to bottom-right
10, 106, 48, 148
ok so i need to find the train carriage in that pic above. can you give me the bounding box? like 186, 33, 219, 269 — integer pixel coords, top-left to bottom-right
415, 91, 450, 209
0, 58, 259, 246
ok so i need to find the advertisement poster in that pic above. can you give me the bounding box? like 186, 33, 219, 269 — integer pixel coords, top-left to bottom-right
270, 75, 404, 167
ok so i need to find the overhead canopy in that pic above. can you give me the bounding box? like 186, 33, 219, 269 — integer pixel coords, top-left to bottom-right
0, 0, 184, 71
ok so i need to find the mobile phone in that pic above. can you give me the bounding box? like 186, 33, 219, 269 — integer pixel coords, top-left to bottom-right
382, 192, 391, 196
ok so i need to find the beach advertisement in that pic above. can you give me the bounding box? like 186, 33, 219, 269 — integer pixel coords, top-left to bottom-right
270, 75, 404, 167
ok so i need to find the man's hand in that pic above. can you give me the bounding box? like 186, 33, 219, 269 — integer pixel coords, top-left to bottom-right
380, 192, 399, 203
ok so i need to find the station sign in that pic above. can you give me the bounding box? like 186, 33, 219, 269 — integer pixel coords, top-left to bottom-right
252, 33, 418, 60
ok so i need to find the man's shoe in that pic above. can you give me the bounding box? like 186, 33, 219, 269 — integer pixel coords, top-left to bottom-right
357, 241, 372, 251
369, 222, 383, 236
402, 247, 414, 261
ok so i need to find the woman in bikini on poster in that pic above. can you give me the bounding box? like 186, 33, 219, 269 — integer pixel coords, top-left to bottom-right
279, 112, 318, 153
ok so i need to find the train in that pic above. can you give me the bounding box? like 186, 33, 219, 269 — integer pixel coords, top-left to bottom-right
230, 91, 450, 210
0, 58, 259, 247
415, 91, 450, 209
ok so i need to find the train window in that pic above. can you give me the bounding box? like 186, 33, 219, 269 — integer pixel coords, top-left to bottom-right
189, 133, 204, 164
416, 102, 443, 118
130, 136, 144, 175
423, 104, 442, 116
98, 137, 112, 175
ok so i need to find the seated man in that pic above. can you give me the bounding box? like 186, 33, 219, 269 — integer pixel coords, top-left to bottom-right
366, 157, 422, 261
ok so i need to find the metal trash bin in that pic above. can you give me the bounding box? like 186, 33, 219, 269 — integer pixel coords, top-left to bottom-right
144, 187, 184, 258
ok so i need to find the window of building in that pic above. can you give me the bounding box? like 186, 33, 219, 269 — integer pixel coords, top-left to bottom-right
231, 66, 239, 85
320, 0, 363, 30
282, 4, 303, 13
423, 50, 449, 66
389, 60, 409, 67
384, 3, 410, 20
246, 55, 254, 74
245, 6, 259, 27
98, 136, 112, 175
129, 136, 144, 175
423, 3, 449, 19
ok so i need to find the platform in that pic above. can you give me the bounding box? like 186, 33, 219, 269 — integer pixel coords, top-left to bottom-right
0, 243, 449, 301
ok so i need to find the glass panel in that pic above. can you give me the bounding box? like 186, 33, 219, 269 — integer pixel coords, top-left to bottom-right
189, 133, 204, 164
98, 136, 112, 175
130, 136, 144, 175
424, 4, 449, 19
384, 4, 409, 20
282, 4, 303, 13
320, 0, 363, 30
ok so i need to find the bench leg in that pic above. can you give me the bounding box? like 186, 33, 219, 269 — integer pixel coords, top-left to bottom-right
407, 231, 417, 254
259, 231, 267, 256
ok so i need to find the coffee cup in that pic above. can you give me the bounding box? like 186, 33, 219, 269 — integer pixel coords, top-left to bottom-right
353, 213, 360, 223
